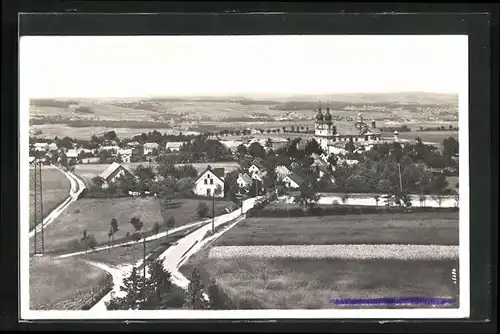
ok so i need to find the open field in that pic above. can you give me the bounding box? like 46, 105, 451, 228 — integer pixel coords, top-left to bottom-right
214, 212, 459, 246
29, 167, 71, 230
181, 254, 459, 309
39, 197, 234, 253
395, 130, 459, 143
30, 255, 111, 310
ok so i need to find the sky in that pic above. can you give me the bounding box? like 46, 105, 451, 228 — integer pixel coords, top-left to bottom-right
20, 35, 468, 98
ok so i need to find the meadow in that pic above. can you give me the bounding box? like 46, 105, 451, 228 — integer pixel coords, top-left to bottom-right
395, 130, 459, 144
214, 212, 459, 246
181, 255, 459, 309
179, 211, 459, 309
38, 197, 234, 253
30, 256, 111, 310
29, 167, 71, 230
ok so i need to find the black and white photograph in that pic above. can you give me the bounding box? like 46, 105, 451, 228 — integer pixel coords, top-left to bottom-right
19, 34, 469, 319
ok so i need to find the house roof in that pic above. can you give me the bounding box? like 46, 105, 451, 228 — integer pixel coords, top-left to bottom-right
66, 149, 80, 158
118, 148, 132, 155
99, 162, 133, 181
165, 141, 185, 148
195, 166, 225, 184
144, 142, 159, 148
28, 156, 36, 163
238, 173, 253, 185
34, 142, 49, 147
285, 173, 304, 186
48, 143, 58, 149
251, 157, 267, 170
127, 141, 140, 146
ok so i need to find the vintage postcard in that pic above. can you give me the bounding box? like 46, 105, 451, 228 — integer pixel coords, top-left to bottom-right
19, 35, 469, 319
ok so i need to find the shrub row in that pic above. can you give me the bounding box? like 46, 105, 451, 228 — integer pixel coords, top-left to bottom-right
258, 205, 459, 217
81, 273, 114, 310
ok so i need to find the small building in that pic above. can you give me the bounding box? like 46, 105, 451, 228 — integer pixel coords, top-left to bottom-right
66, 149, 80, 164
251, 169, 267, 182
126, 141, 141, 148
34, 142, 49, 152
193, 166, 225, 198
118, 148, 132, 164
282, 173, 304, 189
48, 143, 58, 151
165, 141, 185, 152
237, 173, 253, 190
275, 165, 292, 180
80, 156, 101, 164
101, 145, 120, 154
248, 157, 267, 175
98, 162, 134, 188
143, 142, 159, 155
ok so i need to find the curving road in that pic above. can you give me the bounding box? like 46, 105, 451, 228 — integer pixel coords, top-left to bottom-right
88, 196, 263, 312
29, 165, 86, 239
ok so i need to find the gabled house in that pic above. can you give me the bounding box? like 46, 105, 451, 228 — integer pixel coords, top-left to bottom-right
48, 143, 58, 151
118, 148, 132, 164
275, 165, 292, 180
251, 169, 267, 182
282, 173, 304, 189
98, 162, 135, 188
34, 142, 49, 152
165, 141, 185, 152
66, 149, 80, 164
143, 142, 159, 155
248, 157, 267, 175
237, 173, 253, 190
193, 166, 225, 198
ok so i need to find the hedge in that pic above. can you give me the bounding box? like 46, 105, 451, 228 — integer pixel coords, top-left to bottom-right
256, 205, 458, 218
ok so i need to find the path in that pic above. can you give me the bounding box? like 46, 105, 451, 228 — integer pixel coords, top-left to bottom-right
29, 165, 86, 239
86, 196, 263, 312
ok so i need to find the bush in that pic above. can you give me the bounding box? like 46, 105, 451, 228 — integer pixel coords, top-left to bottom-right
197, 201, 210, 218
257, 204, 458, 218
66, 233, 98, 252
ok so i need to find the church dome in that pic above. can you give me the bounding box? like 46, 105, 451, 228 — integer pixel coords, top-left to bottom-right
324, 109, 332, 123
316, 109, 324, 122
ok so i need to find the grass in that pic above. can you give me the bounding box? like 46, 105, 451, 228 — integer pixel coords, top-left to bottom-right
29, 167, 71, 230
395, 130, 458, 144
30, 255, 111, 310
215, 212, 459, 246
84, 224, 201, 266
39, 197, 234, 253
181, 250, 459, 309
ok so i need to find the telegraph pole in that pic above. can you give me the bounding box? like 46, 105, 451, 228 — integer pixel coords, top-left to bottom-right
32, 160, 44, 255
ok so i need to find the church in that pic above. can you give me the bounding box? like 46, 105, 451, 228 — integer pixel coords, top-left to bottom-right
313, 101, 394, 155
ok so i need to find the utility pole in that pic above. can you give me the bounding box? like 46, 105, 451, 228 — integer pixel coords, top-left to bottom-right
143, 232, 146, 280
398, 163, 403, 193
212, 191, 215, 233
32, 160, 44, 255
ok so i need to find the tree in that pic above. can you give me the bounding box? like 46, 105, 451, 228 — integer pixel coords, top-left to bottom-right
454, 183, 459, 208
433, 194, 444, 207
110, 267, 146, 310
166, 216, 175, 235
341, 194, 349, 204
345, 138, 355, 154
130, 217, 144, 234
265, 138, 273, 151
152, 221, 161, 235
185, 268, 208, 309
442, 137, 459, 158
305, 138, 324, 156
236, 144, 247, 158
109, 218, 119, 245
141, 259, 173, 309
419, 194, 426, 207
197, 201, 209, 218
208, 279, 232, 309
374, 195, 380, 207
81, 229, 89, 255
293, 184, 320, 212
248, 142, 265, 158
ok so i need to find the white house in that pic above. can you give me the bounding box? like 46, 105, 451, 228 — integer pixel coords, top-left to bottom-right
248, 157, 267, 175
66, 149, 80, 164
251, 170, 267, 182
34, 142, 49, 152
193, 166, 225, 198
275, 165, 292, 180
98, 162, 135, 188
118, 148, 132, 164
101, 145, 120, 154
48, 143, 58, 151
143, 142, 159, 155
282, 173, 304, 189
126, 141, 140, 148
237, 173, 253, 190
165, 141, 185, 152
